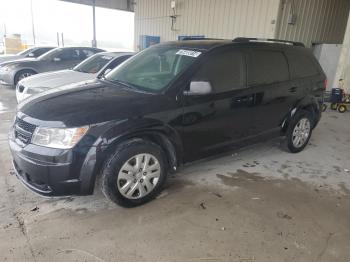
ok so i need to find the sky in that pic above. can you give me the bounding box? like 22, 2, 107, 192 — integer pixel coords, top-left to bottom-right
0, 0, 134, 51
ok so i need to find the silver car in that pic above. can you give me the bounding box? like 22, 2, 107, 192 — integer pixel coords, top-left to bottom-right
0, 46, 54, 64
0, 47, 104, 86
16, 52, 134, 103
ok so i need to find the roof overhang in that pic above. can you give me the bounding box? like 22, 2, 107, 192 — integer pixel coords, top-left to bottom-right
60, 0, 134, 12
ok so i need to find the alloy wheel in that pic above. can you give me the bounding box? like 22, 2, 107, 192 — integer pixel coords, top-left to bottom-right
18, 72, 33, 81
292, 118, 311, 148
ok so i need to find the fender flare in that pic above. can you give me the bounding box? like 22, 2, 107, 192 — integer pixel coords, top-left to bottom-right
281, 95, 321, 133
14, 68, 38, 84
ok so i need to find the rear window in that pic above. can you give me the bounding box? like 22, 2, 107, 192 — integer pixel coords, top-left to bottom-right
286, 51, 319, 78
248, 50, 289, 86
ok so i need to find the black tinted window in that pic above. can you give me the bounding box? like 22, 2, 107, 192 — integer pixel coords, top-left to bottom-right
82, 49, 95, 58
248, 50, 289, 85
194, 49, 244, 93
31, 48, 52, 57
286, 51, 319, 78
57, 49, 80, 61
105, 55, 131, 70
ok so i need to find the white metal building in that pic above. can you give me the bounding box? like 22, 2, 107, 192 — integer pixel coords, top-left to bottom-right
134, 0, 350, 48
62, 0, 350, 91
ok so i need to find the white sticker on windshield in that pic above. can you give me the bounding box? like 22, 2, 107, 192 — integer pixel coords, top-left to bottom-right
176, 49, 202, 58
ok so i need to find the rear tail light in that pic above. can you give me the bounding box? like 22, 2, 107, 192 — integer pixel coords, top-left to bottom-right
323, 79, 328, 90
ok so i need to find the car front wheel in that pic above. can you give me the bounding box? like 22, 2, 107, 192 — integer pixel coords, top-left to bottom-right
14, 70, 36, 86
286, 110, 313, 153
101, 139, 167, 207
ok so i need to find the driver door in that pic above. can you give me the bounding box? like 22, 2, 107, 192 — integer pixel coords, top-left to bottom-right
181, 48, 254, 161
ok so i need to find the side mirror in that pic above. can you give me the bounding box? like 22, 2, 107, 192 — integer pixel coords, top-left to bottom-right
184, 81, 212, 96
53, 57, 61, 62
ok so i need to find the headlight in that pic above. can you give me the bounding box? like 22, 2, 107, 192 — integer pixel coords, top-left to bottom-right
32, 126, 89, 149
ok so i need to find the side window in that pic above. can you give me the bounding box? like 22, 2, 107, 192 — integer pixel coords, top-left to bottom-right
82, 49, 95, 58
31, 48, 51, 57
286, 51, 319, 78
248, 50, 289, 86
193, 49, 245, 93
105, 56, 131, 71
57, 49, 80, 61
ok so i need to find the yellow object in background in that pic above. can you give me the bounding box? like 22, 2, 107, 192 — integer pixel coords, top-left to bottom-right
3, 34, 24, 54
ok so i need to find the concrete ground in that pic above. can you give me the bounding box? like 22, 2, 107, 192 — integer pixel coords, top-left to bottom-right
0, 85, 350, 262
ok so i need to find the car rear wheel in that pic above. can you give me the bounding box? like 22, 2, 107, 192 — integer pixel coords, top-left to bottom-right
101, 139, 167, 207
286, 110, 313, 153
14, 70, 36, 86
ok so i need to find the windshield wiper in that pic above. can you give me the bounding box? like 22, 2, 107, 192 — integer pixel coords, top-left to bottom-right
74, 68, 85, 73
107, 79, 137, 90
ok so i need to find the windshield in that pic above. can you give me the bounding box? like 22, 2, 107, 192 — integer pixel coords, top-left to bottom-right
105, 46, 201, 92
74, 53, 114, 74
38, 48, 62, 61
17, 48, 35, 56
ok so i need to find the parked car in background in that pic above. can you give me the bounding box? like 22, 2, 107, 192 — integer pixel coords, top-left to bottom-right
0, 47, 104, 86
9, 38, 325, 207
0, 47, 54, 64
16, 52, 134, 103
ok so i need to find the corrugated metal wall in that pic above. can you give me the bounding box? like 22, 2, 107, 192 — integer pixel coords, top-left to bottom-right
134, 0, 280, 49
134, 0, 350, 49
276, 0, 350, 46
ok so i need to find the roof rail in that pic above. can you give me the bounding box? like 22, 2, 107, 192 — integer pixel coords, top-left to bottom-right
232, 37, 305, 47
181, 37, 224, 41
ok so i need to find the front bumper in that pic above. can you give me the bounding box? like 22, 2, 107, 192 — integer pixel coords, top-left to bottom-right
16, 90, 31, 103
9, 113, 109, 197
0, 71, 14, 86
10, 139, 82, 196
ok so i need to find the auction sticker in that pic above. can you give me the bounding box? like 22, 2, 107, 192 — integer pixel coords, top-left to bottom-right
176, 49, 202, 57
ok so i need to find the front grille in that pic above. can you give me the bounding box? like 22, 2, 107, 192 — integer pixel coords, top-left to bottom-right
14, 117, 36, 144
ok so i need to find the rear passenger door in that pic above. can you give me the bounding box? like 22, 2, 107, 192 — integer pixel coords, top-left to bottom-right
246, 48, 295, 134
52, 48, 82, 70
285, 49, 323, 99
182, 48, 255, 161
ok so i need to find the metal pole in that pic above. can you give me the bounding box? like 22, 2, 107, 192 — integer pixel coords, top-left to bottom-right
61, 33, 64, 47
30, 0, 36, 45
57, 32, 60, 46
92, 0, 97, 47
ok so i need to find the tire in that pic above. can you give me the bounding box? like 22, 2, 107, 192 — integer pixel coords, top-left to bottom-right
101, 139, 168, 207
286, 110, 313, 153
338, 105, 347, 113
330, 103, 338, 110
14, 70, 36, 86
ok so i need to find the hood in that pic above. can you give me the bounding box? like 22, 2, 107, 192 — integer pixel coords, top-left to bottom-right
20, 70, 95, 91
0, 55, 22, 64
18, 80, 170, 127
0, 58, 37, 67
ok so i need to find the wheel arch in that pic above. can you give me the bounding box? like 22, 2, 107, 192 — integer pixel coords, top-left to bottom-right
281, 96, 321, 133
14, 68, 38, 84
81, 123, 183, 194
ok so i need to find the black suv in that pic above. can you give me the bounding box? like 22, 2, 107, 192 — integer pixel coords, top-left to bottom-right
9, 38, 326, 207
